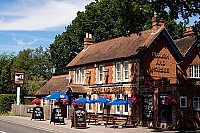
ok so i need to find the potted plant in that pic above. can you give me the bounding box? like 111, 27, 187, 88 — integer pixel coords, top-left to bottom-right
32, 98, 41, 106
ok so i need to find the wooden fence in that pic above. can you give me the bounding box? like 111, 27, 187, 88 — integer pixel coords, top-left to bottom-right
12, 104, 56, 120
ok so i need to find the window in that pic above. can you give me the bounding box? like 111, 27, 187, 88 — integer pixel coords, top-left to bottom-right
98, 103, 104, 113
115, 94, 120, 114
193, 97, 200, 111
180, 96, 187, 108
88, 95, 93, 112
81, 68, 85, 84
123, 61, 129, 82
190, 65, 200, 78
99, 65, 103, 83
123, 94, 128, 115
75, 69, 79, 84
116, 62, 121, 82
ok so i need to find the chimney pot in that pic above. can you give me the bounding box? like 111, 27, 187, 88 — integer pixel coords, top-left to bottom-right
152, 13, 165, 33
84, 33, 93, 50
184, 26, 194, 37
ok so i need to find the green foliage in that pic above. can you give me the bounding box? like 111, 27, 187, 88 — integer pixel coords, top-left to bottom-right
0, 94, 16, 114
0, 53, 15, 94
50, 0, 188, 75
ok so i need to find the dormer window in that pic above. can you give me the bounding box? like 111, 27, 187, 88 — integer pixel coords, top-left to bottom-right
189, 65, 200, 78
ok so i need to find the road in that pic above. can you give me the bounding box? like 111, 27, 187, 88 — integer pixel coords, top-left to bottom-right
0, 120, 51, 133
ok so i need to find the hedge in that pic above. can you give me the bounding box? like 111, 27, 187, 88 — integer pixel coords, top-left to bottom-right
0, 94, 16, 114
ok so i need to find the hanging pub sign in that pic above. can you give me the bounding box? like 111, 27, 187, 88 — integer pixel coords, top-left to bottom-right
14, 72, 25, 84
158, 92, 172, 123
72, 108, 87, 129
31, 107, 44, 120
50, 108, 65, 124
142, 92, 154, 121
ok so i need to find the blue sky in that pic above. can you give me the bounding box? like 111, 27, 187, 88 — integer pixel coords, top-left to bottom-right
0, 0, 199, 54
0, 0, 92, 54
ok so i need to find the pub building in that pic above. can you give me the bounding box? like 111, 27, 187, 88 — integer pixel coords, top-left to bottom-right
66, 15, 200, 129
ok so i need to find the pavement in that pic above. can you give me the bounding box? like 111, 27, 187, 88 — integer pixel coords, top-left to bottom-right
0, 115, 199, 133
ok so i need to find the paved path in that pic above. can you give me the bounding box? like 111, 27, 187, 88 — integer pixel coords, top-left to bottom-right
0, 116, 198, 133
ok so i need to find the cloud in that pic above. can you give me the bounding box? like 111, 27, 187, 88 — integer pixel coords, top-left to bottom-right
0, 0, 92, 31
13, 38, 39, 46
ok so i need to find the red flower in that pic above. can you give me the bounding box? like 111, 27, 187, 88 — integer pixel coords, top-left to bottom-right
32, 98, 41, 105
128, 94, 141, 104
63, 98, 68, 105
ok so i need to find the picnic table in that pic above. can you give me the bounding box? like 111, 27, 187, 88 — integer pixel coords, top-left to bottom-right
104, 114, 137, 128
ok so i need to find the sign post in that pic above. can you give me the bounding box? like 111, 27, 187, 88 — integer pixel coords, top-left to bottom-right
14, 72, 24, 105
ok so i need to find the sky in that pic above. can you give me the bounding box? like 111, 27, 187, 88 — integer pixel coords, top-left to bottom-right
0, 0, 199, 55
0, 0, 92, 54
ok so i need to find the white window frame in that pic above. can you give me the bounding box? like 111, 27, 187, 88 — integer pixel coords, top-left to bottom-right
123, 61, 129, 82
80, 68, 85, 84
98, 65, 103, 84
116, 62, 121, 82
115, 94, 120, 114
123, 94, 128, 115
189, 65, 200, 78
98, 103, 104, 113
75, 69, 80, 84
180, 96, 187, 108
87, 95, 93, 112
193, 97, 200, 111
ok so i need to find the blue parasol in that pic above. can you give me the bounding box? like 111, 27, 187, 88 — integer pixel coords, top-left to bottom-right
106, 99, 133, 105
46, 91, 68, 101
95, 98, 111, 103
73, 98, 93, 104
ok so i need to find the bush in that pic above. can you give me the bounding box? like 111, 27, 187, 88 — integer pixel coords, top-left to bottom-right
0, 94, 16, 114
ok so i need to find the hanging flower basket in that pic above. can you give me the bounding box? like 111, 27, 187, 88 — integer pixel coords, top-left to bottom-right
144, 77, 170, 89
128, 94, 141, 104
162, 95, 179, 105
63, 98, 68, 105
32, 98, 41, 105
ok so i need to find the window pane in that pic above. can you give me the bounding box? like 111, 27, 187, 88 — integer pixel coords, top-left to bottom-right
180, 97, 185, 106
190, 65, 193, 77
195, 66, 198, 77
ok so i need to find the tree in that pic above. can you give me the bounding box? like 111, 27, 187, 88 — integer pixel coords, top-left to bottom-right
50, 0, 188, 75
115, 0, 199, 36
0, 53, 15, 94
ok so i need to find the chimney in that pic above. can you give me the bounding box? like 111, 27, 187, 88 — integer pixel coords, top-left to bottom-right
183, 26, 195, 37
152, 12, 165, 33
84, 33, 93, 50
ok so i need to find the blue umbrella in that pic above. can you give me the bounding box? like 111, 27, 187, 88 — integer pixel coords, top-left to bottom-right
106, 99, 132, 105
73, 98, 93, 104
46, 91, 68, 100
95, 98, 111, 103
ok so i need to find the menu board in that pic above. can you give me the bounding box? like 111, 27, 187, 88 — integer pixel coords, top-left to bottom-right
31, 107, 44, 120
50, 108, 64, 124
142, 92, 154, 121
74, 108, 87, 129
158, 92, 172, 123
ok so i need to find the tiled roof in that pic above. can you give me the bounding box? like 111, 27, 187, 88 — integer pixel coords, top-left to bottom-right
174, 36, 196, 57
67, 28, 164, 68
35, 74, 70, 95
70, 85, 87, 93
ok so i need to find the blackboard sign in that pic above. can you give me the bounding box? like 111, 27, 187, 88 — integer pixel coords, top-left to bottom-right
158, 92, 172, 123
142, 92, 154, 121
31, 107, 44, 120
73, 108, 87, 129
50, 108, 65, 124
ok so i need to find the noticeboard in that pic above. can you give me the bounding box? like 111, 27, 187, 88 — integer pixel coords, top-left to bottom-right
73, 108, 87, 129
31, 107, 44, 120
50, 108, 65, 124
14, 72, 25, 85
142, 92, 154, 121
